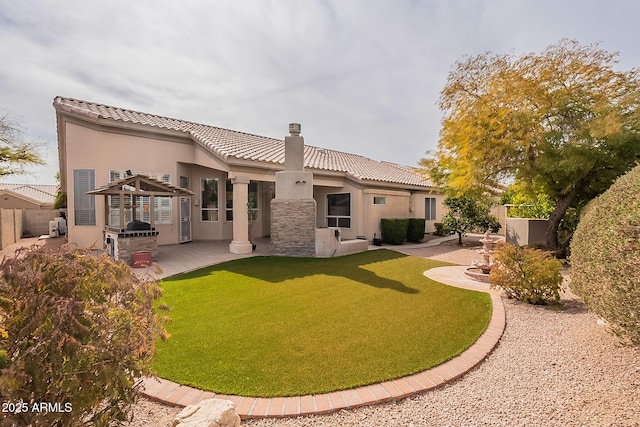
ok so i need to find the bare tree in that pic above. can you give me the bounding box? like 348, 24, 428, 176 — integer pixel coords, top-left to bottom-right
0, 111, 45, 177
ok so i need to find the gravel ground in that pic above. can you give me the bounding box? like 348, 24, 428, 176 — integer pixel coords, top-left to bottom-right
124, 237, 640, 426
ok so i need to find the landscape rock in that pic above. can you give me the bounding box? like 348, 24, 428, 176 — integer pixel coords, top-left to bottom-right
172, 398, 241, 427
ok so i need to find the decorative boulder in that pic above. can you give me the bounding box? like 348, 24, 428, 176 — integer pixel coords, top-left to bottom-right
172, 398, 241, 427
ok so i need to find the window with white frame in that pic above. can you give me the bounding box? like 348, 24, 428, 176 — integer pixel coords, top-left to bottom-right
73, 169, 96, 226
327, 193, 351, 228
225, 179, 233, 221
373, 196, 387, 205
225, 179, 259, 221
425, 197, 437, 221
107, 170, 173, 226
201, 178, 219, 221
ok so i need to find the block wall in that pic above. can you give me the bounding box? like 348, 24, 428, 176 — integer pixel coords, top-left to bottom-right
0, 209, 22, 249
23, 209, 59, 237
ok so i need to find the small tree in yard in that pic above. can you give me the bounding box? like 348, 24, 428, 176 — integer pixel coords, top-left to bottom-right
441, 194, 501, 245
0, 245, 170, 426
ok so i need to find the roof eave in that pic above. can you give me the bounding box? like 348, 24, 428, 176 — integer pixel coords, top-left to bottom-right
54, 101, 191, 140
0, 190, 53, 206
357, 179, 438, 192
88, 174, 195, 196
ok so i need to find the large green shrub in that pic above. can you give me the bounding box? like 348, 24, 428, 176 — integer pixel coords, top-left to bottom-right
0, 245, 170, 426
406, 218, 426, 243
570, 165, 640, 345
489, 243, 563, 305
381, 218, 408, 244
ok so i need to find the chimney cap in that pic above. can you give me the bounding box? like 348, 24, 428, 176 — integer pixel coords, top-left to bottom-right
289, 123, 301, 136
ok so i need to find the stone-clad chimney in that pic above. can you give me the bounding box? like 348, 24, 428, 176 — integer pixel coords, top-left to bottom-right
270, 123, 316, 257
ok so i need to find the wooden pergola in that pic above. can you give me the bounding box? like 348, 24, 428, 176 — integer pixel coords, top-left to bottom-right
88, 173, 194, 231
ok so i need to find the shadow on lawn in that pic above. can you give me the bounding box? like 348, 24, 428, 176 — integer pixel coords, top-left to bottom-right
169, 249, 419, 294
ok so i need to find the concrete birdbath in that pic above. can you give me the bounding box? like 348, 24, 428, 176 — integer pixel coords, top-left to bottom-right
464, 230, 495, 283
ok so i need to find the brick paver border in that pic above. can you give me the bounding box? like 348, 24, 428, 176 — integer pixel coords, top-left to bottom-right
141, 266, 505, 419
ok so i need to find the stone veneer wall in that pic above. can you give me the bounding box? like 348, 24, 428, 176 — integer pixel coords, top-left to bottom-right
108, 232, 158, 265
270, 199, 316, 257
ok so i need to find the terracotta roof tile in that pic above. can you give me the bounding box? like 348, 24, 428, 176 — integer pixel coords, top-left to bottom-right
0, 184, 58, 205
54, 97, 433, 188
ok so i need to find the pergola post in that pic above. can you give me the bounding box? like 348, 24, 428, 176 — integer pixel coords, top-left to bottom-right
149, 195, 155, 228
119, 193, 125, 229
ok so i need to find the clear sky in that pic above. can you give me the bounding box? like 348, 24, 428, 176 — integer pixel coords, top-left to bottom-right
1, 0, 638, 184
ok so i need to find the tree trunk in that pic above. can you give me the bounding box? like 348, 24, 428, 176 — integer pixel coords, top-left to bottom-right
546, 192, 574, 257
458, 231, 463, 246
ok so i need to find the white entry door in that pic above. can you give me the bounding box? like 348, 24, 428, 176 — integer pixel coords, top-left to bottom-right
180, 197, 192, 243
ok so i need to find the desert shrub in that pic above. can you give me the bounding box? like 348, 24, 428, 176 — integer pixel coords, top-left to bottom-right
570, 165, 640, 345
381, 218, 408, 245
0, 245, 170, 426
489, 243, 563, 305
406, 218, 426, 243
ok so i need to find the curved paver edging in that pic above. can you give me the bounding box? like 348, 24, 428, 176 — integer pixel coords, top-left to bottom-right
141, 265, 505, 419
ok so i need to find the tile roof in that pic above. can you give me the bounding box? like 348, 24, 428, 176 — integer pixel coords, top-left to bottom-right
54, 97, 433, 188
0, 184, 58, 205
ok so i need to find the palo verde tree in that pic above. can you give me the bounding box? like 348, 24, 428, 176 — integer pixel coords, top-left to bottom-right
421, 39, 640, 256
0, 112, 44, 177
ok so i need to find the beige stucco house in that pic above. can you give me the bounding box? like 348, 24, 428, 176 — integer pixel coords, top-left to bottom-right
54, 97, 443, 253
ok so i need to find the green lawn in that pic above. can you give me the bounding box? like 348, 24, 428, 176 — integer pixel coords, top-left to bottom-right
152, 249, 492, 397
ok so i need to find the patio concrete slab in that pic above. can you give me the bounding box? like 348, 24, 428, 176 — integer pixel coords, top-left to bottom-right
134, 238, 271, 278
134, 234, 461, 279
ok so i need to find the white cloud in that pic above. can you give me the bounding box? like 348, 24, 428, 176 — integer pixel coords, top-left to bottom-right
1, 0, 639, 184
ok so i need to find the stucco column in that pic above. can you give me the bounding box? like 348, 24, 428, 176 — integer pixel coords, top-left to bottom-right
229, 176, 253, 254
